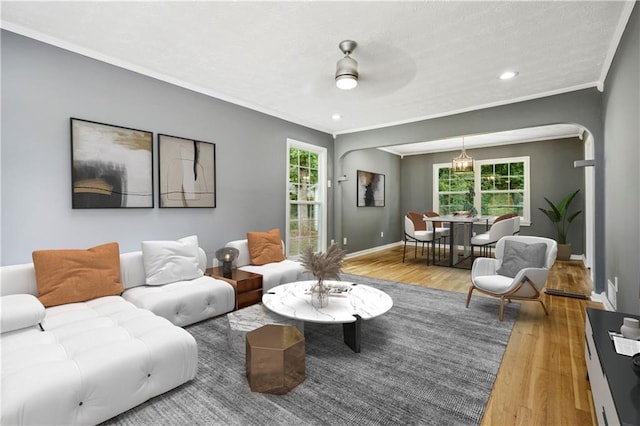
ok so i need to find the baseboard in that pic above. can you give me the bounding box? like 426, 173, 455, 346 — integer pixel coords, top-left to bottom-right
344, 241, 403, 259
345, 241, 480, 260
591, 291, 615, 311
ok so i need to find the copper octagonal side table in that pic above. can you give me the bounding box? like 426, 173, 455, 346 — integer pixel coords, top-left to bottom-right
245, 324, 305, 394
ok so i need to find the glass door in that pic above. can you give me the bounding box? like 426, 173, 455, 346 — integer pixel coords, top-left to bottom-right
286, 139, 327, 257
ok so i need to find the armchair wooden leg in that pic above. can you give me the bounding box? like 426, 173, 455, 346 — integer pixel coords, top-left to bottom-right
539, 300, 549, 316
499, 297, 505, 321
465, 286, 474, 308
403, 240, 407, 263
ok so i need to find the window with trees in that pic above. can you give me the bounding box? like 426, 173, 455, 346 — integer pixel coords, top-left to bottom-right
286, 139, 327, 257
433, 156, 530, 224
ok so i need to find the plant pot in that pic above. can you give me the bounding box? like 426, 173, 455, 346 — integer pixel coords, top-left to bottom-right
557, 244, 572, 261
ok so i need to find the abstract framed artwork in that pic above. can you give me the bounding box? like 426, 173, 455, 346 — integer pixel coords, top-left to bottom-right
158, 134, 216, 208
357, 170, 385, 207
70, 118, 153, 208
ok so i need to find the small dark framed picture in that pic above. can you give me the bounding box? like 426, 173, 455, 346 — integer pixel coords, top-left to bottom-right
357, 170, 385, 207
158, 134, 216, 208
70, 118, 154, 208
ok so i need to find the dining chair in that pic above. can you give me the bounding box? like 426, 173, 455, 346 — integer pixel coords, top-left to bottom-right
512, 215, 521, 234
470, 217, 515, 258
466, 235, 557, 320
403, 212, 438, 263
493, 211, 520, 235
424, 211, 449, 256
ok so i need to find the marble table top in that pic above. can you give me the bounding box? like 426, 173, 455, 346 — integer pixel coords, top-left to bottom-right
262, 280, 393, 324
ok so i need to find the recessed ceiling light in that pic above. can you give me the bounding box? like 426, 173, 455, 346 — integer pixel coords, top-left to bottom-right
331, 114, 342, 120
499, 71, 519, 80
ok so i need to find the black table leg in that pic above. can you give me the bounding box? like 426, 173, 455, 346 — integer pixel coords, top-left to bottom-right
343, 315, 362, 353
449, 223, 455, 267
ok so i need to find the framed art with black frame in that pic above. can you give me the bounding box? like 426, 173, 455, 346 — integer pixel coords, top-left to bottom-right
70, 118, 154, 209
158, 134, 216, 208
357, 170, 385, 207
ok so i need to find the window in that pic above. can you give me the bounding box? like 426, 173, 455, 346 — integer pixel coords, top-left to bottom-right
433, 156, 530, 224
286, 139, 327, 258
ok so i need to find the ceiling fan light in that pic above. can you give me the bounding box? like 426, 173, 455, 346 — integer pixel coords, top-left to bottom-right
335, 56, 358, 90
336, 74, 358, 90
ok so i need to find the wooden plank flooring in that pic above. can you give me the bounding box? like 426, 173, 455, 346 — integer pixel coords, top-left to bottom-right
342, 244, 602, 426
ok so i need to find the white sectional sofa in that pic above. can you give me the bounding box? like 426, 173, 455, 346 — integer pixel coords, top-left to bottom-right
225, 238, 310, 292
0, 246, 205, 425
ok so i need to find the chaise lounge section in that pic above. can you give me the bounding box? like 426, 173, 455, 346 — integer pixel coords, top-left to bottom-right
0, 243, 199, 425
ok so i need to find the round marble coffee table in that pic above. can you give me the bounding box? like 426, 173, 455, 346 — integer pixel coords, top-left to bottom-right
262, 280, 393, 353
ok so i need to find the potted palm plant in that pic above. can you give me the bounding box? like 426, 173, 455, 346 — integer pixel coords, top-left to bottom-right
538, 189, 582, 260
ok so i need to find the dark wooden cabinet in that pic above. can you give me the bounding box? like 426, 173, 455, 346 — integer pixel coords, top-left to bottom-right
205, 267, 263, 310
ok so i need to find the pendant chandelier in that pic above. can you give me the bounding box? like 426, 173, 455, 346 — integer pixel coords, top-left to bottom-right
452, 136, 474, 173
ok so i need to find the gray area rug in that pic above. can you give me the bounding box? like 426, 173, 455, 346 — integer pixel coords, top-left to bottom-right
104, 274, 519, 425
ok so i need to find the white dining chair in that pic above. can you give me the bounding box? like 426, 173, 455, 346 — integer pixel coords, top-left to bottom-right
403, 212, 439, 263
470, 217, 515, 258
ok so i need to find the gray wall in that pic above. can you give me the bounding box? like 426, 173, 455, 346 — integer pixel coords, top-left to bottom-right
340, 149, 401, 253
603, 5, 639, 314
399, 138, 585, 255
0, 31, 334, 265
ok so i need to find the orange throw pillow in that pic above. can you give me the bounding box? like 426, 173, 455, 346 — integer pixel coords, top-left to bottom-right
32, 242, 124, 307
246, 229, 285, 266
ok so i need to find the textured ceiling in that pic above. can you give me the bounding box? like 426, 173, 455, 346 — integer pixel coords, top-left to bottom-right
0, 1, 634, 136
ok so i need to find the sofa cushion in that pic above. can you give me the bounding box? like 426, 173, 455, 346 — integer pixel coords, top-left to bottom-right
497, 239, 548, 278
0, 294, 45, 333
122, 276, 235, 327
240, 260, 309, 292
32, 242, 124, 308
141, 235, 203, 285
246, 229, 285, 265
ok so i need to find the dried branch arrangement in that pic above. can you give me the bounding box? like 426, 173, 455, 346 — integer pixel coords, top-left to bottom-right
300, 244, 346, 283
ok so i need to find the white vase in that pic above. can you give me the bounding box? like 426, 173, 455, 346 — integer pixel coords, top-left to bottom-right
620, 317, 640, 340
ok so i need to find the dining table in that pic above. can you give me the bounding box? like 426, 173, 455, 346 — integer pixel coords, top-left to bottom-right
424, 215, 492, 268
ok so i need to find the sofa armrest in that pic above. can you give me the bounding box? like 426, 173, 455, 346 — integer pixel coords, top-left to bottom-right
512, 267, 550, 291
226, 239, 251, 267
1, 263, 39, 297
1, 294, 45, 333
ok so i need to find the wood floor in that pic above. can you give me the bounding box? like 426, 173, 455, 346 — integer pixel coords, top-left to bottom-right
342, 244, 603, 426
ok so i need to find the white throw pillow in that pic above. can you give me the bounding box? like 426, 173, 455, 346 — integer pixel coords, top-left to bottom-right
1, 294, 45, 333
142, 235, 203, 285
